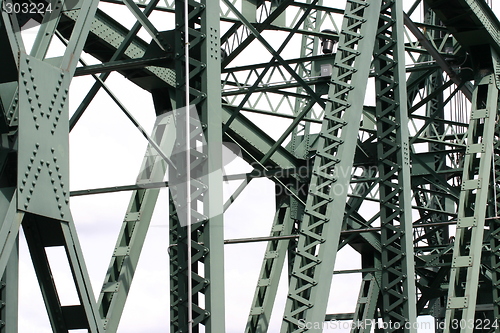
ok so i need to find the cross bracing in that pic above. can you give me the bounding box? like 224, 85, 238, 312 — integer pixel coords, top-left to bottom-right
1, 0, 500, 332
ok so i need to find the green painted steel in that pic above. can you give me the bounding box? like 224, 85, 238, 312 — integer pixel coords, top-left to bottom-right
246, 193, 294, 332
444, 73, 499, 333
281, 1, 383, 331
351, 273, 380, 333
169, 0, 225, 332
4, 0, 500, 332
98, 117, 173, 332
490, 108, 500, 332
1, 1, 103, 332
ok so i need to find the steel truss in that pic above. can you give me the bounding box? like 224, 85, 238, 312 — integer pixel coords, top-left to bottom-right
1, 0, 500, 332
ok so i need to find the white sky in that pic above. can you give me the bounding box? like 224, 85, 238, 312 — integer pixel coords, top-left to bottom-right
14, 1, 498, 332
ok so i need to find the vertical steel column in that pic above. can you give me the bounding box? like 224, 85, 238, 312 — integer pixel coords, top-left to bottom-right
351, 273, 380, 333
373, 0, 417, 331
444, 73, 499, 333
281, 1, 382, 331
97, 116, 174, 332
0, 239, 17, 333
170, 0, 225, 332
0, 9, 22, 330
0, 190, 19, 333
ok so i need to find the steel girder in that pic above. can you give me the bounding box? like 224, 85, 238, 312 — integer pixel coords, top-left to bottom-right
0, 0, 104, 332
3, 0, 500, 332
168, 1, 225, 332
280, 0, 382, 330
374, 0, 417, 330
443, 73, 498, 333
489, 102, 500, 331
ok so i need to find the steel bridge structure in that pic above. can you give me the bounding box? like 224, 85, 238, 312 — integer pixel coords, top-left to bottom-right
1, 0, 500, 332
